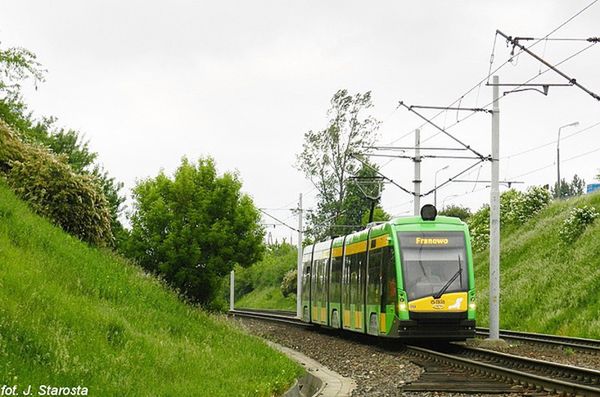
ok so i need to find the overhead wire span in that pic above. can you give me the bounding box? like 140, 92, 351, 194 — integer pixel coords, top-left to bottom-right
502, 121, 600, 160
257, 208, 299, 232
511, 145, 600, 179
391, 0, 599, 149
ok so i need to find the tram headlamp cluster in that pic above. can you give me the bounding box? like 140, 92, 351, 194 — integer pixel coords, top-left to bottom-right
398, 302, 407, 312
469, 303, 476, 310
420, 204, 437, 221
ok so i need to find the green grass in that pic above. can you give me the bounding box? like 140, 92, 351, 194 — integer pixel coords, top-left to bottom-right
474, 190, 600, 338
231, 243, 297, 311
0, 182, 302, 396
236, 287, 296, 311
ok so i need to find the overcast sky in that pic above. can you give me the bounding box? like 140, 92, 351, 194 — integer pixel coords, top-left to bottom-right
2, 1, 599, 242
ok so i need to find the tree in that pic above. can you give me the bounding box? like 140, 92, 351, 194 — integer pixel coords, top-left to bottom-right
552, 174, 586, 199
125, 157, 265, 306
0, 42, 125, 245
0, 43, 45, 100
439, 205, 472, 222
296, 89, 380, 239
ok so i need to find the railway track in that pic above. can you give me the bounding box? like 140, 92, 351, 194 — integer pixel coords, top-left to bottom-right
231, 309, 600, 396
477, 327, 600, 354
406, 344, 600, 396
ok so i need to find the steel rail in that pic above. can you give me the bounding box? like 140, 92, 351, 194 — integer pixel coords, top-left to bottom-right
228, 309, 311, 327
477, 327, 600, 353
406, 345, 600, 396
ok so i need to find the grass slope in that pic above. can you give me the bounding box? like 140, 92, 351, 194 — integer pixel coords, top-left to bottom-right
474, 191, 600, 338
236, 287, 296, 311
0, 183, 302, 396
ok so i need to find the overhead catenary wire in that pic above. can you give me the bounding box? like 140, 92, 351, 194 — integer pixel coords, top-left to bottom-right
385, 0, 598, 150
502, 121, 600, 160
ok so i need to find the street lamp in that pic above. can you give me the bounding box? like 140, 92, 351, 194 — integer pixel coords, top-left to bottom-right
434, 165, 449, 207
557, 121, 579, 199
442, 194, 460, 208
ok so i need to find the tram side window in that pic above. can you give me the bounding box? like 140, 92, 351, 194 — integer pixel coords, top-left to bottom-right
343, 254, 352, 309
357, 251, 366, 308
315, 258, 323, 302
367, 248, 382, 307
350, 253, 359, 308
381, 247, 397, 307
302, 262, 311, 301
330, 255, 342, 304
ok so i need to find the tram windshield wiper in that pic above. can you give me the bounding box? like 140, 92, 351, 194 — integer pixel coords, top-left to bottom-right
433, 256, 462, 299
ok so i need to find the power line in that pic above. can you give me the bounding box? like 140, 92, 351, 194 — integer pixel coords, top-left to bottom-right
502, 121, 600, 160
511, 144, 600, 179
387, 0, 598, 150
257, 208, 299, 232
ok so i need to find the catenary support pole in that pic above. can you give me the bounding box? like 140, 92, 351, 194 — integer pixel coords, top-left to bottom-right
229, 270, 235, 312
296, 193, 303, 319
413, 129, 421, 215
489, 75, 501, 340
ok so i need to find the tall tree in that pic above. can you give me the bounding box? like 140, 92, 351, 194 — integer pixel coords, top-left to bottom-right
552, 174, 586, 199
0, 43, 45, 100
297, 89, 380, 239
125, 157, 265, 306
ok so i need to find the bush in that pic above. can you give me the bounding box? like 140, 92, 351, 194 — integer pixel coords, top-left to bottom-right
517, 186, 552, 223
439, 204, 472, 222
559, 205, 599, 244
281, 269, 297, 297
0, 121, 113, 246
467, 187, 552, 252
467, 205, 490, 252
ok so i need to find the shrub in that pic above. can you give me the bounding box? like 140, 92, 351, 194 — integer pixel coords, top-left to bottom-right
517, 186, 552, 223
280, 269, 297, 297
0, 120, 113, 246
559, 205, 599, 244
467, 205, 489, 252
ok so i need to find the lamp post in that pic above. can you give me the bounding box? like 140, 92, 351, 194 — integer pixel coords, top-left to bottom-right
434, 165, 449, 207
557, 121, 579, 199
442, 194, 459, 208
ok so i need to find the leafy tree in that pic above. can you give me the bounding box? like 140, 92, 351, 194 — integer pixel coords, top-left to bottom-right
552, 174, 586, 199
360, 206, 391, 225
297, 89, 380, 239
0, 43, 45, 100
439, 204, 472, 222
126, 157, 265, 305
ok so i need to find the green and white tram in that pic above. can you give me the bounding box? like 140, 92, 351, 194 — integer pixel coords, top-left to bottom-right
300, 205, 476, 340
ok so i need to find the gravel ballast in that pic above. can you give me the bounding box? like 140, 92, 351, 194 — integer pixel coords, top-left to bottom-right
231, 317, 539, 397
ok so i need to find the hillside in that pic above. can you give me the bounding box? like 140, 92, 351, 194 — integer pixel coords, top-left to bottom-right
0, 182, 301, 396
474, 190, 600, 338
233, 244, 297, 311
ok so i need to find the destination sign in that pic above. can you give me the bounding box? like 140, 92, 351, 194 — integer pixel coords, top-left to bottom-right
398, 231, 465, 249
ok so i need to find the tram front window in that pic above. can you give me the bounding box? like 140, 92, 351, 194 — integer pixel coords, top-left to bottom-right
398, 232, 468, 301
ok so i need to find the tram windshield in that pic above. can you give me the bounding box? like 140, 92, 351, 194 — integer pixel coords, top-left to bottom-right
398, 231, 468, 301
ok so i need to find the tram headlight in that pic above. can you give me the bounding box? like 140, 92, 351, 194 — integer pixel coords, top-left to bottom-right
469, 302, 476, 310
398, 302, 407, 312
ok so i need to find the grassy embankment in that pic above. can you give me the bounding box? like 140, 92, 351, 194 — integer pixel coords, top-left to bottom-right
474, 190, 600, 338
0, 182, 302, 396
234, 244, 297, 311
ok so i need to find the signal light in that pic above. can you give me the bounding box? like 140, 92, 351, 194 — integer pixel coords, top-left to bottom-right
420, 204, 437, 221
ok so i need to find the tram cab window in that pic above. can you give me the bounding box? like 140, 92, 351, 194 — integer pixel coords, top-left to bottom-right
398, 232, 468, 301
